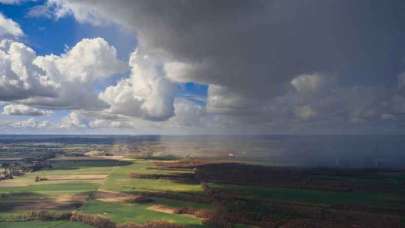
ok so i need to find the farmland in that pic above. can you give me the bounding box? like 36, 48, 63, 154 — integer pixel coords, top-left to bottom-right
0, 139, 404, 227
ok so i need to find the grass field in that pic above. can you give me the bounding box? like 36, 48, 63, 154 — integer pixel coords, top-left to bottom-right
207, 183, 403, 209
80, 200, 204, 227
0, 158, 213, 227
88, 159, 210, 226
0, 182, 99, 194
1, 155, 403, 227
102, 160, 203, 193
0, 221, 92, 228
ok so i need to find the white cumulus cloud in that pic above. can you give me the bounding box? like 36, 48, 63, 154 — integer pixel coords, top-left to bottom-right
34, 38, 126, 84
59, 111, 87, 128
0, 39, 57, 101
291, 73, 332, 94
24, 38, 127, 110
100, 50, 176, 121
0, 13, 23, 37
9, 118, 51, 129
0, 38, 126, 111
3, 104, 52, 116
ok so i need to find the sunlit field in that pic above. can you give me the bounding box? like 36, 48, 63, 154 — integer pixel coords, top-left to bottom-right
0, 156, 213, 227
0, 139, 404, 228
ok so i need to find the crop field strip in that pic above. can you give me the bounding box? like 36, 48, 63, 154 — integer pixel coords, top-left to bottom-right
0, 154, 404, 227
0, 159, 213, 227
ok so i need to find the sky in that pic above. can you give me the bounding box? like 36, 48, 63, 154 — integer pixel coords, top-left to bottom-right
0, 0, 405, 135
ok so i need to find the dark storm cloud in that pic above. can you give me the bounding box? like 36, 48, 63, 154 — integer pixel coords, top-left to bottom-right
60, 0, 405, 84
48, 0, 405, 132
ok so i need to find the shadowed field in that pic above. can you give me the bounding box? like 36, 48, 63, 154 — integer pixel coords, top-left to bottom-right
1, 154, 404, 227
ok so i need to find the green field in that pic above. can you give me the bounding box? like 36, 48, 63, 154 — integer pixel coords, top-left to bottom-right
208, 183, 403, 209
80, 200, 204, 227
102, 160, 203, 193
0, 159, 212, 227
0, 156, 403, 227
0, 160, 118, 195
0, 221, 92, 228
0, 182, 99, 194
92, 159, 210, 226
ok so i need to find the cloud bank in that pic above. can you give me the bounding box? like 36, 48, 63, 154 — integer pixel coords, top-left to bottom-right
0, 38, 127, 110
3, 0, 405, 134
3, 104, 52, 116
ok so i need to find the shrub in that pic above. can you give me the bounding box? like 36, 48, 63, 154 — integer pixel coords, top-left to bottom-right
36, 210, 72, 221
70, 212, 116, 228
117, 221, 185, 228
128, 196, 154, 203
174, 208, 212, 219
35, 176, 48, 182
